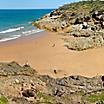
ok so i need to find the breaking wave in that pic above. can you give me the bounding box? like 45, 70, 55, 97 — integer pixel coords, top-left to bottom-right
0, 35, 21, 42
0, 27, 24, 34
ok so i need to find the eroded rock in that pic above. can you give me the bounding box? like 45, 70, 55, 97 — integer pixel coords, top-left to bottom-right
33, 1, 104, 51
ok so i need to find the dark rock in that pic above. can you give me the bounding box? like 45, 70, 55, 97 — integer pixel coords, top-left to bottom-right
101, 76, 104, 81
23, 64, 30, 68
81, 22, 88, 29
71, 12, 76, 16
70, 76, 79, 80
22, 89, 35, 97
52, 27, 57, 32
91, 26, 97, 31
84, 16, 90, 22
53, 88, 65, 97
74, 18, 83, 25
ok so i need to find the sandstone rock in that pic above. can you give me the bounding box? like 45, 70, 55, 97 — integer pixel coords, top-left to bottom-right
15, 79, 20, 84
33, 1, 104, 51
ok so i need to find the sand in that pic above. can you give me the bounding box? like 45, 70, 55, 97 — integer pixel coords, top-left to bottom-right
0, 31, 104, 77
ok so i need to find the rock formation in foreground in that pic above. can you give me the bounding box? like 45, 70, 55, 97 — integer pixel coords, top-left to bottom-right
33, 1, 104, 51
1, 61, 104, 104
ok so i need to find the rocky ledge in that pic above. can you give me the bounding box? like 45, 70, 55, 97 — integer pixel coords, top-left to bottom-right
0, 61, 104, 104
33, 1, 104, 51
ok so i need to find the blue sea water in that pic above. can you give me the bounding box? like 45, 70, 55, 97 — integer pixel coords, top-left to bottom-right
0, 9, 53, 42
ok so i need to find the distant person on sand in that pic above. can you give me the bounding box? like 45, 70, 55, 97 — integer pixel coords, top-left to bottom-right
54, 69, 57, 74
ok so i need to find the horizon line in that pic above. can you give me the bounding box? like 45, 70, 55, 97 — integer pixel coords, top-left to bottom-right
0, 8, 56, 10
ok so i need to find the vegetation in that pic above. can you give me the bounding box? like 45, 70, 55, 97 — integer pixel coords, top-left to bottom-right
59, 0, 104, 12
0, 96, 8, 104
86, 92, 104, 103
37, 92, 56, 104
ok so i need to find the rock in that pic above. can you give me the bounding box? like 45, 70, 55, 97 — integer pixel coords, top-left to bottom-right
101, 76, 104, 81
22, 89, 35, 98
23, 61, 30, 68
70, 76, 80, 80
0, 61, 104, 103
101, 22, 104, 28
84, 16, 90, 22
74, 18, 83, 25
91, 26, 97, 31
15, 79, 20, 84
33, 1, 104, 51
81, 22, 88, 29
92, 11, 98, 19
53, 88, 65, 97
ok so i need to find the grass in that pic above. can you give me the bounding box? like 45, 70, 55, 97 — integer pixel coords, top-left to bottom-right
59, 0, 104, 11
0, 96, 8, 104
37, 92, 56, 104
86, 92, 104, 103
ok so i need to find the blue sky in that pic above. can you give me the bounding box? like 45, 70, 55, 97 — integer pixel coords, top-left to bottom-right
0, 0, 79, 9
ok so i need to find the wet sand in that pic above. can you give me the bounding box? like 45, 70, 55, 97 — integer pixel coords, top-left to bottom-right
0, 31, 104, 77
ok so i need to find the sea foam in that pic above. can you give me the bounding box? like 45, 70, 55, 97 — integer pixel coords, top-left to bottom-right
0, 29, 44, 42
0, 35, 21, 42
0, 27, 24, 34
22, 29, 44, 36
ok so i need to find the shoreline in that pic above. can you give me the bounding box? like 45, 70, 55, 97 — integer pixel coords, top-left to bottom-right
0, 31, 104, 77
0, 29, 44, 43
0, 30, 45, 45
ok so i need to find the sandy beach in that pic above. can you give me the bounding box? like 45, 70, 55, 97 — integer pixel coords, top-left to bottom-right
0, 31, 104, 77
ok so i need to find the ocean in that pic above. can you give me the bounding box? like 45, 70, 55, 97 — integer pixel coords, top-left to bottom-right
0, 9, 53, 42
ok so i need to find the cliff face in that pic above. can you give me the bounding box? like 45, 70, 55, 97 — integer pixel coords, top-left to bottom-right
33, 1, 104, 51
1, 61, 104, 104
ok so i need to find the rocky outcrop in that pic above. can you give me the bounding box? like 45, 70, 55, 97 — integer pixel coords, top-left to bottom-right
33, 1, 104, 51
1, 61, 104, 103
39, 75, 104, 104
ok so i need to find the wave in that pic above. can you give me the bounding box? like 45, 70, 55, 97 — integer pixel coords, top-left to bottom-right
22, 29, 44, 36
0, 27, 24, 34
0, 27, 44, 43
28, 21, 32, 24
0, 35, 21, 42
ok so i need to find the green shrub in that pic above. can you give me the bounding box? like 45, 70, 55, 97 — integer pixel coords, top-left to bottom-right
0, 96, 8, 104
37, 92, 56, 103
87, 92, 104, 103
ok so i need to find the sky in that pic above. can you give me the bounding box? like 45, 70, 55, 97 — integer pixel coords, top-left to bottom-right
0, 0, 79, 9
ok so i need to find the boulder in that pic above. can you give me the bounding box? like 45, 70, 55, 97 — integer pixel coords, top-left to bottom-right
22, 89, 35, 98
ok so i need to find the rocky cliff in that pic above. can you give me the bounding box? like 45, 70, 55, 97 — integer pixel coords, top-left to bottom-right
0, 61, 104, 104
33, 1, 104, 51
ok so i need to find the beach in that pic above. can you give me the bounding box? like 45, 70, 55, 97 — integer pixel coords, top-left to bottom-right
0, 31, 104, 77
